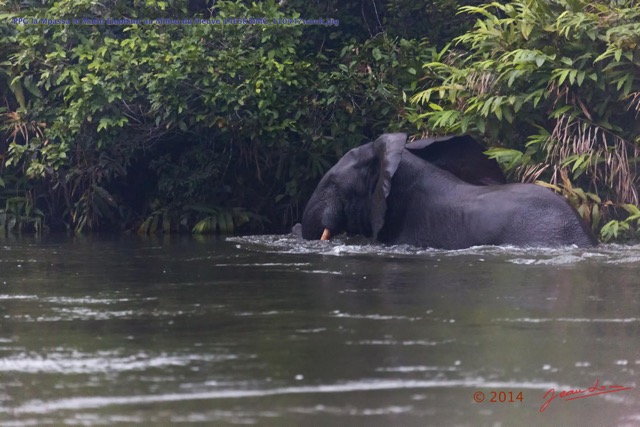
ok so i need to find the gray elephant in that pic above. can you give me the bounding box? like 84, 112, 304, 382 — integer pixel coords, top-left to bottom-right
296, 133, 597, 249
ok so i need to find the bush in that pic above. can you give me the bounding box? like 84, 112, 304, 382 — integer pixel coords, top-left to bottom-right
1, 0, 429, 233
412, 0, 640, 241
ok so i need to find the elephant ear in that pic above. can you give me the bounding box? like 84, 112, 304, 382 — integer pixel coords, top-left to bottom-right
370, 133, 406, 239
406, 135, 506, 185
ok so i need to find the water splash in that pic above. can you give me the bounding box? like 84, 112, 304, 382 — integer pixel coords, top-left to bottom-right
228, 235, 640, 265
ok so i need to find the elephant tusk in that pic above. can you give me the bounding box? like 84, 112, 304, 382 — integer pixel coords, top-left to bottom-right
320, 228, 331, 240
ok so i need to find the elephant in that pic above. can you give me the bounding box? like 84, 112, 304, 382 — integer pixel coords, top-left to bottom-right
295, 133, 597, 249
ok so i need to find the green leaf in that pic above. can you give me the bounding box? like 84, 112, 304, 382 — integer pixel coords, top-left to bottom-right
9, 78, 25, 108
623, 204, 640, 216
23, 77, 42, 98
521, 21, 532, 40
551, 105, 573, 118
97, 118, 110, 132
614, 49, 622, 62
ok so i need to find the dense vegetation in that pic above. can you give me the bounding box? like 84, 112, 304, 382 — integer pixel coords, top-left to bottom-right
2, 0, 640, 241
412, 0, 640, 241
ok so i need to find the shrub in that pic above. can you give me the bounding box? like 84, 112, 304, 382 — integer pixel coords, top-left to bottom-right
412, 0, 640, 241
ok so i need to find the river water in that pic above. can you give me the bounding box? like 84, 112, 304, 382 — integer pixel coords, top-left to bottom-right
0, 234, 638, 426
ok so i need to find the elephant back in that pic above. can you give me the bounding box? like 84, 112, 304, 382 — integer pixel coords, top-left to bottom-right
406, 135, 506, 186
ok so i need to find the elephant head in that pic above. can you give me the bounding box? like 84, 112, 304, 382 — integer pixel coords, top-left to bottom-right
300, 133, 406, 240
300, 133, 506, 241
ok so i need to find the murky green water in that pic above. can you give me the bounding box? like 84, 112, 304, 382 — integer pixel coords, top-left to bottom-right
0, 234, 638, 426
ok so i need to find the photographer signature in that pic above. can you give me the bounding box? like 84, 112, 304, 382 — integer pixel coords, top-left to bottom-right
540, 379, 632, 413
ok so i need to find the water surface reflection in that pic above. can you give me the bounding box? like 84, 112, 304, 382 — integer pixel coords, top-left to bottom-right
0, 234, 638, 426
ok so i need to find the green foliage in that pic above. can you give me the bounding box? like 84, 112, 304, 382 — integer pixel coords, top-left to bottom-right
534, 170, 602, 233
412, 0, 640, 240
8, 0, 640, 242
189, 206, 258, 235
1, 0, 427, 234
0, 195, 44, 234
137, 205, 263, 235
601, 204, 640, 242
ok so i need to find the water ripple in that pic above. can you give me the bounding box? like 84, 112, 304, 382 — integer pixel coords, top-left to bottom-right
0, 351, 237, 374
495, 317, 640, 324
6, 378, 564, 415
331, 311, 421, 321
